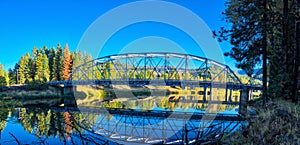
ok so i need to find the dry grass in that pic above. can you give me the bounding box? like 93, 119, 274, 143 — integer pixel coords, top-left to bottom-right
0, 88, 61, 99
222, 99, 300, 144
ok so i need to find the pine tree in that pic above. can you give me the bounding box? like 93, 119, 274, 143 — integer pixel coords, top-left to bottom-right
8, 68, 16, 85
34, 49, 44, 81
84, 53, 93, 79
0, 63, 9, 86
73, 51, 83, 68
18, 53, 32, 84
33, 48, 50, 82
13, 63, 19, 84
48, 48, 55, 81
54, 43, 63, 81
69, 52, 74, 79
18, 56, 26, 84
72, 51, 84, 80
43, 46, 49, 57
216, 0, 299, 101
62, 44, 71, 80
42, 53, 50, 82
32, 46, 38, 58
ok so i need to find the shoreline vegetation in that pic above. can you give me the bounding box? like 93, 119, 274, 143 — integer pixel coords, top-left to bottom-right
222, 98, 300, 144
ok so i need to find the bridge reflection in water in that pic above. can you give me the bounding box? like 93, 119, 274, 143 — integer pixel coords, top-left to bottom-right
51, 104, 246, 145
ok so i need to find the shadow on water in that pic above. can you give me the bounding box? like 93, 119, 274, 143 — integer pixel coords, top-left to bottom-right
0, 96, 247, 145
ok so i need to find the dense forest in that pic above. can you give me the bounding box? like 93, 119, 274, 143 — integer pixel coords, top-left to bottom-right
0, 43, 92, 87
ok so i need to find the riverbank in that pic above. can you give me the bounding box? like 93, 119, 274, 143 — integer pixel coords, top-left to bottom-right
0, 86, 63, 99
74, 85, 178, 106
221, 98, 300, 144
0, 85, 178, 106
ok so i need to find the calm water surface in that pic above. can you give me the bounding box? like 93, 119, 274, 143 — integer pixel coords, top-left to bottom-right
0, 96, 243, 145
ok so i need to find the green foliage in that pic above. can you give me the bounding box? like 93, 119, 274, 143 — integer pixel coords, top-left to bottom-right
25, 80, 49, 90
54, 43, 63, 81
216, 0, 300, 101
71, 51, 84, 80
0, 63, 9, 86
7, 43, 90, 89
8, 64, 18, 85
48, 48, 56, 81
0, 76, 6, 87
215, 0, 264, 75
42, 53, 50, 81
34, 50, 44, 81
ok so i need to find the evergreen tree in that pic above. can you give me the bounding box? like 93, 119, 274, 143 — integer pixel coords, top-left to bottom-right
69, 52, 74, 79
48, 48, 55, 81
32, 46, 38, 58
84, 52, 93, 79
28, 57, 35, 82
72, 51, 84, 80
33, 51, 50, 82
18, 53, 32, 84
216, 0, 299, 101
54, 43, 63, 81
42, 53, 50, 82
43, 46, 49, 57
72, 51, 84, 69
13, 63, 19, 84
62, 44, 71, 80
0, 63, 9, 86
34, 50, 44, 81
8, 68, 16, 85
18, 56, 26, 84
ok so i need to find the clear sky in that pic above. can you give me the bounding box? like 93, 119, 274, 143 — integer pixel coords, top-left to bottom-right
0, 0, 234, 71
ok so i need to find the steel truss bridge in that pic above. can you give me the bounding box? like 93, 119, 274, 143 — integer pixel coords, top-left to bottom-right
50, 52, 261, 101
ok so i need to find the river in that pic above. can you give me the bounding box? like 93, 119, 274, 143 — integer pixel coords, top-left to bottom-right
0, 96, 246, 145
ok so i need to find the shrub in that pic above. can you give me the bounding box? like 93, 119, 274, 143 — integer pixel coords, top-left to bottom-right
25, 80, 49, 90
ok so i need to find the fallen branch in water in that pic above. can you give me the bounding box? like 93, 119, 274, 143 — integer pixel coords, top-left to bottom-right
9, 132, 21, 145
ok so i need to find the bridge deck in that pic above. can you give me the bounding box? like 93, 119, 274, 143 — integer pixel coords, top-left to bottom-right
49, 80, 262, 90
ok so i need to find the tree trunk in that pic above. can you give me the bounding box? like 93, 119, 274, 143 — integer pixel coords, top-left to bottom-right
292, 0, 300, 102
282, 0, 289, 98
263, 0, 268, 106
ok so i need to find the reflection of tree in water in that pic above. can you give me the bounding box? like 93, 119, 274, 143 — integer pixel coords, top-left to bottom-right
109, 96, 213, 111
0, 101, 10, 132
64, 111, 73, 139
19, 107, 52, 138
16, 106, 118, 144
0, 99, 19, 144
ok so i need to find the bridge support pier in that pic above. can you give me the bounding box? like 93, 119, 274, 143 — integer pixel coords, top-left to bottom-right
225, 86, 228, 102
203, 85, 207, 101
63, 86, 75, 95
229, 88, 233, 102
63, 86, 77, 107
239, 89, 249, 116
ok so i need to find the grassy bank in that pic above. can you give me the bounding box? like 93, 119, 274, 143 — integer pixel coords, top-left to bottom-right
222, 98, 300, 144
0, 87, 63, 100
74, 85, 174, 106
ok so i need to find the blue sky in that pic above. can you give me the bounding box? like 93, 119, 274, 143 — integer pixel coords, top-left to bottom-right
0, 0, 234, 71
